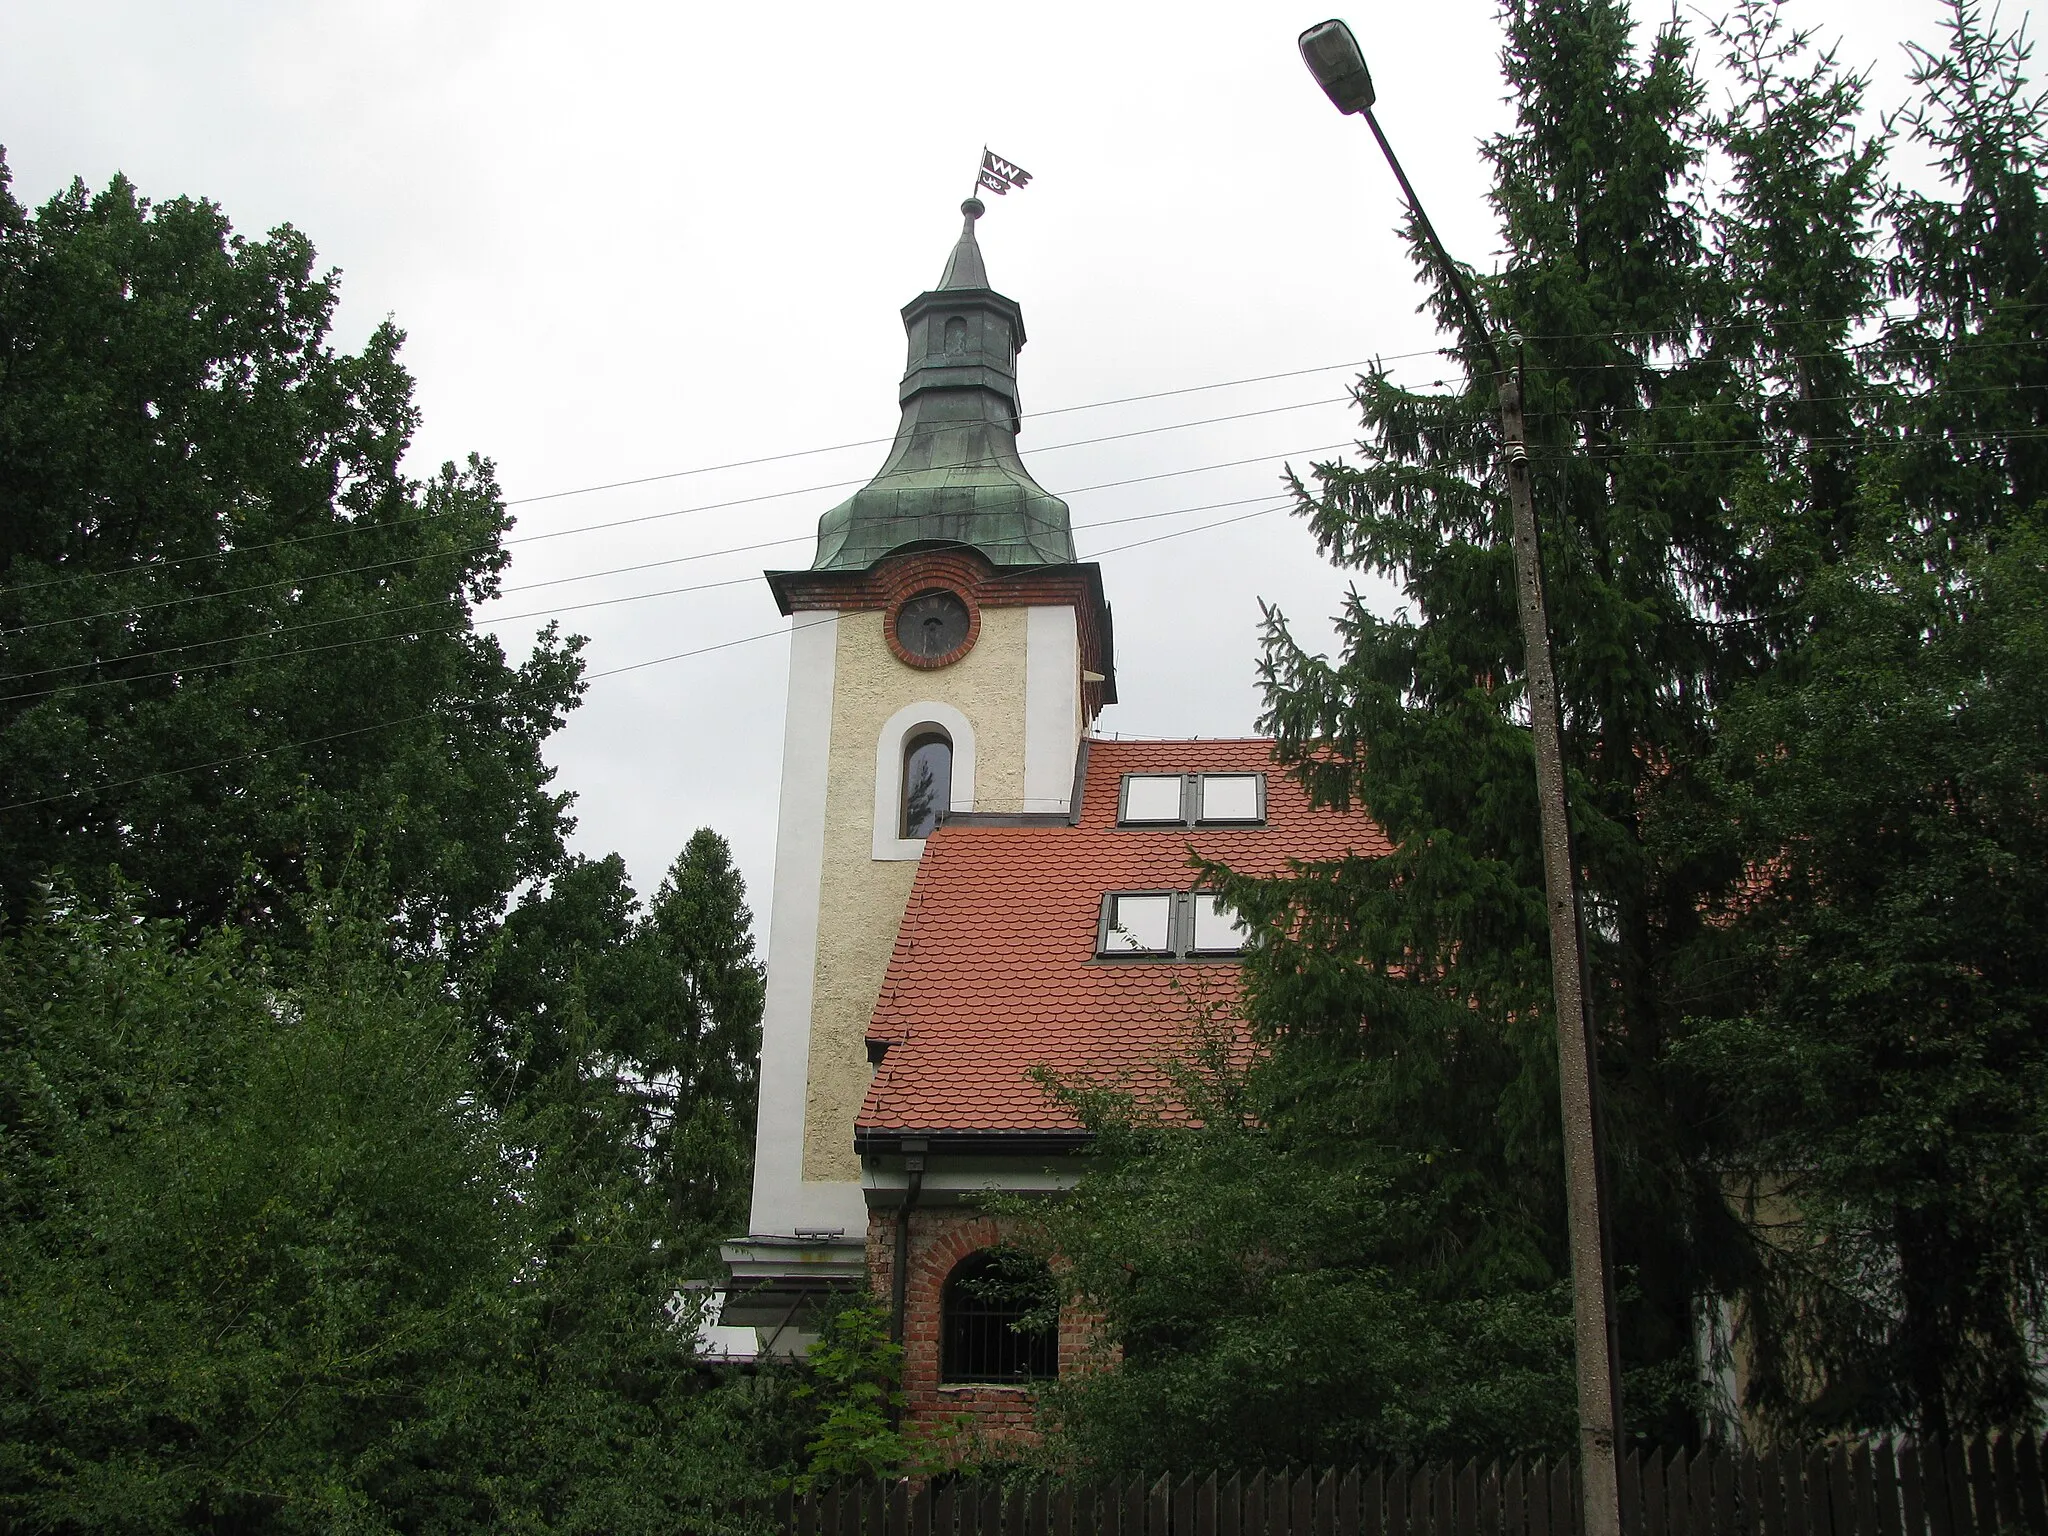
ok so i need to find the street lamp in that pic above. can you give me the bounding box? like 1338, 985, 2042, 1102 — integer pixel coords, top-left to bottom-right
1299, 21, 1625, 1536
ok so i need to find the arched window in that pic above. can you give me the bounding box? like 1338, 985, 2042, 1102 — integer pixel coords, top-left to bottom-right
941, 1249, 1059, 1384
943, 315, 969, 355
901, 730, 953, 840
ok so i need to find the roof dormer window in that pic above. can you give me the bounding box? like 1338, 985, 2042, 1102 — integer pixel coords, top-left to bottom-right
1117, 773, 1267, 828
1096, 891, 1248, 958
1197, 773, 1264, 825
1189, 892, 1249, 954
1118, 774, 1186, 825
1099, 892, 1174, 954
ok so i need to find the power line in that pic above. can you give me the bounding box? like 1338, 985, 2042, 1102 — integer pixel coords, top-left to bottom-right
0, 498, 1297, 813
1, 494, 1294, 703
11, 316, 2048, 617
507, 358, 1406, 506
0, 356, 1396, 604
0, 414, 1360, 639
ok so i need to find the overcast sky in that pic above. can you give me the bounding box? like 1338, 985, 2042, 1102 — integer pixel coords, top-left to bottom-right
2, 0, 2028, 923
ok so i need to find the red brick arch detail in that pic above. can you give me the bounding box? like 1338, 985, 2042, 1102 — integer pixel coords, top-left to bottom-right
884, 585, 983, 670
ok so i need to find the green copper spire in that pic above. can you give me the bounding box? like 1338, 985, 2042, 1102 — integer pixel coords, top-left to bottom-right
810, 198, 1075, 572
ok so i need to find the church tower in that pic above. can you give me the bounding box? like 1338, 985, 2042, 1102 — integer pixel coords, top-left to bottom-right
723, 199, 1115, 1344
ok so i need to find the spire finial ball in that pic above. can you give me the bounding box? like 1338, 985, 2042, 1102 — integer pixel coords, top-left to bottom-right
961, 197, 985, 220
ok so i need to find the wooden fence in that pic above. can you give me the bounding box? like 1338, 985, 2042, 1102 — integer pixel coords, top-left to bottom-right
761, 1435, 2048, 1536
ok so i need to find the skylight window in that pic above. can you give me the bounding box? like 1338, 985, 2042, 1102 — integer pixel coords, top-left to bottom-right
1097, 891, 1251, 958
1119, 774, 1186, 825
1116, 773, 1267, 828
1100, 893, 1174, 953
1197, 773, 1263, 824
1190, 893, 1248, 954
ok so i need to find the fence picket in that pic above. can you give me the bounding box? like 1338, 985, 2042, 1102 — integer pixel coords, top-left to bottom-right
1833, 1445, 1860, 1536
1620, 1449, 1643, 1536
1686, 1448, 1711, 1536
2013, 1434, 2048, 1534
1945, 1441, 1976, 1536
1967, 1440, 1996, 1536
1712, 1450, 1738, 1536
1796, 1450, 1826, 1536
747, 1442, 2048, 1536
1848, 1445, 1878, 1536
1871, 1445, 1903, 1536
1991, 1435, 2023, 1534
1645, 1449, 1670, 1536
1118, 1474, 1141, 1536
1904, 1444, 1933, 1536
1667, 1449, 1692, 1536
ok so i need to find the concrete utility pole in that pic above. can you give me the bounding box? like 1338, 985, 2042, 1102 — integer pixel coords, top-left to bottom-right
1297, 22, 1624, 1536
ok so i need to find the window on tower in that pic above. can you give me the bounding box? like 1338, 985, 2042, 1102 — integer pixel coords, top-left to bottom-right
943, 315, 969, 355
901, 730, 953, 840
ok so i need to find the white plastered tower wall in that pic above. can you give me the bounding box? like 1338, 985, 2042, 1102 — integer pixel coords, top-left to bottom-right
746, 601, 1085, 1239
727, 596, 1086, 1349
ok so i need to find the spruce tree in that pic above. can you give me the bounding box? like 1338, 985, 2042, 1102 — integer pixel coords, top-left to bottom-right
1681, 0, 2048, 1439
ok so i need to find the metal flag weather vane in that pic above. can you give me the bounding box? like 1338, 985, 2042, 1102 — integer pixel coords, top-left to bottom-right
977, 148, 1033, 197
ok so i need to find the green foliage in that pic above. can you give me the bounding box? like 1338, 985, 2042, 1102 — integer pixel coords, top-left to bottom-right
0, 151, 798, 1529
1678, 520, 2048, 1438
1040, 0, 2048, 1459
469, 828, 765, 1266
0, 890, 503, 1529
1022, 1039, 1576, 1471
0, 886, 794, 1533
0, 152, 583, 953
793, 1301, 916, 1490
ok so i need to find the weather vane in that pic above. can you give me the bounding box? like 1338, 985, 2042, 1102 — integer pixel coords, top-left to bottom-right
976, 147, 1033, 199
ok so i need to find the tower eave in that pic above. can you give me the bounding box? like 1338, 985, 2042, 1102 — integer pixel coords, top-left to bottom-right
764, 553, 1117, 709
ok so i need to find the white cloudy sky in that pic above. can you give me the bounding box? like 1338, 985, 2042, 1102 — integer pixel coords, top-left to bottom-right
1, 0, 2025, 920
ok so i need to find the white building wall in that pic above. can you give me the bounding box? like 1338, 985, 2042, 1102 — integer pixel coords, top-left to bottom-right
747, 612, 864, 1239
1022, 605, 1081, 814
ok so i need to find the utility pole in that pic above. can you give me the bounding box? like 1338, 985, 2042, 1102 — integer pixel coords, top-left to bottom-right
1298, 23, 1623, 1536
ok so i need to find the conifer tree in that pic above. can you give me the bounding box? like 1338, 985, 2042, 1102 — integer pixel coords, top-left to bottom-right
1681, 0, 2048, 1439
1038, 0, 2048, 1460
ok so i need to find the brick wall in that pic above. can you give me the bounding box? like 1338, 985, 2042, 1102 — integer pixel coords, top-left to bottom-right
866, 1206, 1101, 1456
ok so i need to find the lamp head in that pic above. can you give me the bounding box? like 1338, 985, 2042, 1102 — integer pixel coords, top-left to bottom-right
1298, 19, 1376, 115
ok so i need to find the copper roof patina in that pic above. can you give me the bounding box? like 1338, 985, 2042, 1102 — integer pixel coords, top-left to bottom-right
810, 198, 1075, 572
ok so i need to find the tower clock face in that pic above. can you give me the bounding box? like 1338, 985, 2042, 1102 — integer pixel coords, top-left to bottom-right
895, 589, 972, 662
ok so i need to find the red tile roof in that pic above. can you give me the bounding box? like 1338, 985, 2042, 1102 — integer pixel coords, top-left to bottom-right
856, 739, 1389, 1141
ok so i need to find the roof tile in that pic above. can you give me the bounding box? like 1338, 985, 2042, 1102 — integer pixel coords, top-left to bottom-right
858, 739, 1387, 1136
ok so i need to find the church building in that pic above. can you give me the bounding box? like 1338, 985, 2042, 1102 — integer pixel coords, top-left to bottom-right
720, 198, 1384, 1443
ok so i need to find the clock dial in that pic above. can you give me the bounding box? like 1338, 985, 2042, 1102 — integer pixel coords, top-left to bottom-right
895, 590, 971, 661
